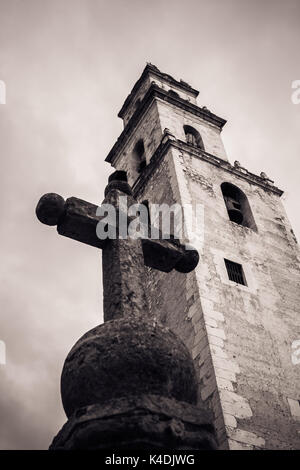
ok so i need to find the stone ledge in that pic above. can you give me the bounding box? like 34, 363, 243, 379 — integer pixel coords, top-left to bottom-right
131, 137, 283, 199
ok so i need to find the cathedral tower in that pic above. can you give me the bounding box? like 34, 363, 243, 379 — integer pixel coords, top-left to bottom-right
105, 64, 300, 450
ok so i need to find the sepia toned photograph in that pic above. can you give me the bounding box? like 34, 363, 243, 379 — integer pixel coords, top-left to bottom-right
0, 0, 299, 456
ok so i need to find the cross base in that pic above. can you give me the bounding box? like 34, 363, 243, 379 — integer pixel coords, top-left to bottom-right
49, 395, 217, 450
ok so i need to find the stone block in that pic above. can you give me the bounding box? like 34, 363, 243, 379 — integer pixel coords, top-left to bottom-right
223, 414, 237, 428
227, 428, 265, 448
206, 325, 226, 340
215, 376, 234, 391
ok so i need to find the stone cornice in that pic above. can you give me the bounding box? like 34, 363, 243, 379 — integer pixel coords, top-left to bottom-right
133, 135, 283, 198
118, 63, 199, 119
105, 84, 226, 165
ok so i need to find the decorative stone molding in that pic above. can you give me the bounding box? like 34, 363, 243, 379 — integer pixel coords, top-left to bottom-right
118, 63, 199, 120
132, 135, 283, 199
106, 84, 226, 165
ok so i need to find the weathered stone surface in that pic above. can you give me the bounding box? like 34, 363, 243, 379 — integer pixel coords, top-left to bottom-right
174, 245, 199, 273
142, 238, 182, 273
36, 193, 65, 226
102, 236, 148, 321
36, 190, 199, 275
104, 179, 133, 197
61, 317, 198, 418
58, 196, 106, 249
50, 395, 217, 450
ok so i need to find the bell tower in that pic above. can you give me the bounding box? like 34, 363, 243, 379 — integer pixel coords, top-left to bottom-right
106, 64, 300, 450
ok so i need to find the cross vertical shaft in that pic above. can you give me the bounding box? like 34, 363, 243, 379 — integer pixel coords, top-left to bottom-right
102, 178, 148, 322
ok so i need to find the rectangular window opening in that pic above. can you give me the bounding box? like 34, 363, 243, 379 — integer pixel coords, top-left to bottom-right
224, 259, 247, 286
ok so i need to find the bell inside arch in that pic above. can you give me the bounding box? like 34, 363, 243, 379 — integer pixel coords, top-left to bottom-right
225, 196, 244, 224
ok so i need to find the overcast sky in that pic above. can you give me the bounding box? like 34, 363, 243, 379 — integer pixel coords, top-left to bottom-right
0, 0, 299, 449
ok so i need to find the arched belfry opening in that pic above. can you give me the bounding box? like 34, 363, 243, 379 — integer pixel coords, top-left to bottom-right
132, 139, 146, 175
221, 182, 257, 231
183, 125, 204, 150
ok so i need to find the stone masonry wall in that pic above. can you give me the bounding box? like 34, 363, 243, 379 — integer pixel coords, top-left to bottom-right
114, 100, 163, 186
110, 75, 300, 449
122, 71, 197, 127
156, 100, 228, 162
122, 75, 153, 127
134, 143, 300, 449
177, 149, 300, 449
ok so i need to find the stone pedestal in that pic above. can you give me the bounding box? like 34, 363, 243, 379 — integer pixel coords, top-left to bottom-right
50, 395, 217, 450
50, 317, 218, 450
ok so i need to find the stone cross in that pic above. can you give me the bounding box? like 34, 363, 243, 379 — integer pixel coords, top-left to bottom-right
36, 171, 199, 322
36, 171, 217, 451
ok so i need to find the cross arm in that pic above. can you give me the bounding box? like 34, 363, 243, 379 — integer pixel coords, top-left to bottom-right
36, 193, 107, 249
36, 176, 199, 274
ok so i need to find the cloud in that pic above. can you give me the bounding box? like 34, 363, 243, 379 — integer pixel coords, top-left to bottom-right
0, 0, 299, 449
